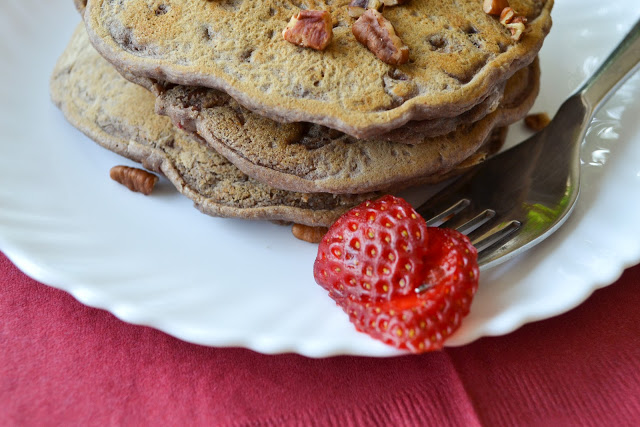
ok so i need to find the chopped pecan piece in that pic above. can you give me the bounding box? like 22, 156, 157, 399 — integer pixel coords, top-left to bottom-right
292, 224, 328, 243
282, 10, 333, 51
109, 165, 158, 195
352, 10, 409, 65
500, 7, 528, 41
348, 0, 383, 18
524, 112, 551, 131
483, 0, 509, 15
499, 6, 516, 23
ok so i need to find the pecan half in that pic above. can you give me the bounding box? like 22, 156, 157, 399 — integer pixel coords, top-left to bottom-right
524, 112, 551, 132
109, 165, 158, 195
352, 10, 409, 65
500, 7, 528, 41
283, 10, 333, 51
292, 224, 328, 243
483, 0, 509, 15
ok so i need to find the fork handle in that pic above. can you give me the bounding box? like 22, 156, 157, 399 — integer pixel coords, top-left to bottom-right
580, 18, 640, 115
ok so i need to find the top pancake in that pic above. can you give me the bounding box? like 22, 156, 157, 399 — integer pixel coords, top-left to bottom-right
84, 0, 552, 139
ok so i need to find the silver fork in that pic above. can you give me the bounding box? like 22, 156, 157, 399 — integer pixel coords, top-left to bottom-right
417, 19, 640, 270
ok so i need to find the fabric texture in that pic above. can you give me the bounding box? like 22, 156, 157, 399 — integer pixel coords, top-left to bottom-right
1, 252, 638, 426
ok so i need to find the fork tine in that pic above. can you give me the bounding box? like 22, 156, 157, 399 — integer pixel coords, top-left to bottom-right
455, 209, 496, 235
471, 220, 522, 253
419, 198, 471, 226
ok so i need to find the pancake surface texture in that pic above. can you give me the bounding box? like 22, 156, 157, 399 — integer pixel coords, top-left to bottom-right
84, 0, 552, 138
50, 26, 373, 226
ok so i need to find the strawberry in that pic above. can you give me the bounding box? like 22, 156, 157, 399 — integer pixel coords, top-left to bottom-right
313, 195, 430, 304
313, 196, 479, 353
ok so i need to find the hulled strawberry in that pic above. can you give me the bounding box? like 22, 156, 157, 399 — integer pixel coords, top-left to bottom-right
313, 195, 479, 353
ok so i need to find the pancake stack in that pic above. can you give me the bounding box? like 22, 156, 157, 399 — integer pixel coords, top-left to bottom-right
52, 0, 553, 227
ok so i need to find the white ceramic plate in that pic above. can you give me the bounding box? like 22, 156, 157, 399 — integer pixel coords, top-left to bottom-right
1, 1, 639, 357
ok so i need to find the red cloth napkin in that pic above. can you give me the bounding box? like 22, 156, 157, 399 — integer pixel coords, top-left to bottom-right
1, 252, 639, 425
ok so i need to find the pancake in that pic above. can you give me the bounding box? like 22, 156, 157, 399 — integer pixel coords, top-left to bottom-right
149, 58, 538, 194
50, 25, 375, 227
121, 66, 507, 145
83, 0, 552, 138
